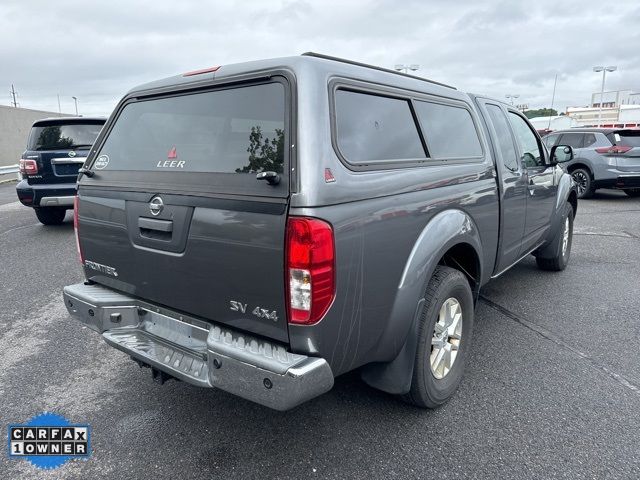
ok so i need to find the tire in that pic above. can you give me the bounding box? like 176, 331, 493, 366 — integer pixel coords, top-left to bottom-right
34, 207, 67, 225
536, 203, 574, 271
623, 189, 640, 198
570, 168, 594, 199
402, 265, 474, 409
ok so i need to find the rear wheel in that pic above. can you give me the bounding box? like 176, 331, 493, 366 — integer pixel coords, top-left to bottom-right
34, 207, 67, 225
402, 266, 474, 408
536, 203, 574, 271
571, 168, 594, 199
623, 189, 640, 198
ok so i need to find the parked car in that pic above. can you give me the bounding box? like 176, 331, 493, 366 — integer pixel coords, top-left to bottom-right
542, 128, 640, 198
63, 53, 577, 411
16, 117, 106, 224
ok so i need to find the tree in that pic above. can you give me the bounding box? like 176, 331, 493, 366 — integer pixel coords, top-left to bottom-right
35, 126, 73, 149
523, 108, 558, 119
236, 126, 285, 173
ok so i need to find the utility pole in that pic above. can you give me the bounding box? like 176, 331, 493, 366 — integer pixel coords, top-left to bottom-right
593, 66, 617, 127
547, 73, 558, 130
57, 94, 61, 114
10, 84, 18, 107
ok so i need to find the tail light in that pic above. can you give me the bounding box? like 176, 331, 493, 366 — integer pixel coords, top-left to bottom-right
595, 145, 632, 155
286, 217, 335, 325
19, 159, 38, 175
73, 195, 84, 264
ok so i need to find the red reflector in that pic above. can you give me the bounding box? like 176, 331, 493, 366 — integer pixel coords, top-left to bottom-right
182, 66, 220, 77
324, 168, 336, 183
168, 146, 177, 159
74, 195, 84, 265
286, 217, 335, 325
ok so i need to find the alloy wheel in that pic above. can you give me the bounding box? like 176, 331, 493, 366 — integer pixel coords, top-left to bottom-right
572, 171, 588, 196
430, 297, 463, 379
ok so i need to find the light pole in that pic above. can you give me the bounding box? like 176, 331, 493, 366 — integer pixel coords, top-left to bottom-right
72, 96, 78, 115
394, 64, 420, 74
505, 94, 519, 105
593, 66, 617, 127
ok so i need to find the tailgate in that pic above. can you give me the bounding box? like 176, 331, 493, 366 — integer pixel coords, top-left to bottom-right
610, 130, 640, 171
77, 79, 292, 343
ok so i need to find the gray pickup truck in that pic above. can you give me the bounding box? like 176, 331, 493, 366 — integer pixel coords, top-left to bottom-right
63, 53, 578, 411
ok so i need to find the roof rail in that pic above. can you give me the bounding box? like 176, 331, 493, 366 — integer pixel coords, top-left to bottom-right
301, 52, 456, 90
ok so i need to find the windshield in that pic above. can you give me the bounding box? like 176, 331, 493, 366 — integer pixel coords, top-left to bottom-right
94, 82, 285, 174
27, 122, 103, 150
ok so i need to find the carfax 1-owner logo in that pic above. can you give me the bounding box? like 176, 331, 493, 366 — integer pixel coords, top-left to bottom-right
7, 412, 91, 470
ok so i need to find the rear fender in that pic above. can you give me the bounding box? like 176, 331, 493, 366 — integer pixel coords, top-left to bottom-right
361, 209, 483, 395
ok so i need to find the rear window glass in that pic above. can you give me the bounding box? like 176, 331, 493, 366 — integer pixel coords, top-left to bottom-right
335, 90, 426, 164
584, 133, 597, 147
95, 82, 285, 174
28, 122, 103, 150
413, 101, 483, 159
613, 131, 640, 147
559, 133, 584, 149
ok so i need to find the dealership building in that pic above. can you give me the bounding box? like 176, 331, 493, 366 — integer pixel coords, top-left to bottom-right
566, 90, 640, 127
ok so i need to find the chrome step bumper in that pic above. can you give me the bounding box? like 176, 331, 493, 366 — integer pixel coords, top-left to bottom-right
63, 282, 333, 411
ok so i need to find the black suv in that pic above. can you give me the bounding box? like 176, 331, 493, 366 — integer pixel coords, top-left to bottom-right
16, 117, 106, 224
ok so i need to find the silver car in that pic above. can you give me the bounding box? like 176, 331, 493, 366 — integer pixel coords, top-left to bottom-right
543, 128, 640, 198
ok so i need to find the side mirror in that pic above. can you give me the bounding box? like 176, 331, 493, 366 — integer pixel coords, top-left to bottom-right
550, 144, 573, 165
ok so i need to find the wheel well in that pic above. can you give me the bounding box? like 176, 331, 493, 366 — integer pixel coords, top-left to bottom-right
567, 162, 592, 177
568, 190, 578, 218
439, 243, 480, 298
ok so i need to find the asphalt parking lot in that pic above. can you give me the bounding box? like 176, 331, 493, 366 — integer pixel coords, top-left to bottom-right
1, 182, 639, 479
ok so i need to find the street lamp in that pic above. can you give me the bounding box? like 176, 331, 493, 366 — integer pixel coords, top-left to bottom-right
593, 66, 617, 127
72, 96, 78, 116
394, 64, 420, 74
505, 94, 519, 105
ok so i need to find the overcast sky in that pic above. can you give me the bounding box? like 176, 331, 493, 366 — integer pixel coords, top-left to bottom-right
2, 0, 639, 117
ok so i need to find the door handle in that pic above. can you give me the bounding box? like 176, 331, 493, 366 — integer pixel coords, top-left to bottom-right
138, 217, 173, 232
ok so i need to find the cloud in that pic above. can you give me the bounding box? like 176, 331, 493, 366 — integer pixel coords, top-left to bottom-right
1, 0, 638, 115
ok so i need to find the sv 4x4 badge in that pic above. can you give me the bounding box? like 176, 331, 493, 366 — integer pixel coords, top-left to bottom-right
229, 300, 278, 322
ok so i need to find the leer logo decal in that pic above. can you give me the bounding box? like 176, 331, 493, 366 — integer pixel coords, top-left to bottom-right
156, 146, 185, 168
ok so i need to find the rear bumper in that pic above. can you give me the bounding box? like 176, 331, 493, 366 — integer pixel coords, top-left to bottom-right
16, 179, 76, 207
615, 175, 640, 189
594, 175, 640, 190
62, 282, 333, 411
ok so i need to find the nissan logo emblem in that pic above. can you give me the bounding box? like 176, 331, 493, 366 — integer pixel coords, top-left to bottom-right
149, 196, 164, 216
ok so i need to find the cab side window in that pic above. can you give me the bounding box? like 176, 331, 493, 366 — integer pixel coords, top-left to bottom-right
508, 113, 545, 168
